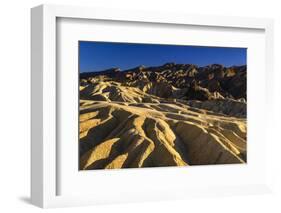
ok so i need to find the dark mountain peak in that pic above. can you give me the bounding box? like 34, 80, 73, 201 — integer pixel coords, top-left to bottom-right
104, 67, 121, 73
123, 65, 146, 73
163, 62, 176, 68
206, 64, 224, 70
80, 67, 121, 79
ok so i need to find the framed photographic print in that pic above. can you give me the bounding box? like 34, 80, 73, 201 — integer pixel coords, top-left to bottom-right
31, 4, 274, 208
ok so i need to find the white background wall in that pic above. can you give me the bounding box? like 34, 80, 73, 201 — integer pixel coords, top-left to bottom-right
0, 0, 280, 212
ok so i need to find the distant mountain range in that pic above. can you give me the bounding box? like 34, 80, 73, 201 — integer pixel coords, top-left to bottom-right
80, 63, 247, 102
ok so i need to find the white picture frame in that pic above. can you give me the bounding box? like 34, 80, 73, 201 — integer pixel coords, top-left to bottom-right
31, 4, 274, 208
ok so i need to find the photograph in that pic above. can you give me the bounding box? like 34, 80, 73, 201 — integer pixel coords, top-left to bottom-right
78, 41, 247, 170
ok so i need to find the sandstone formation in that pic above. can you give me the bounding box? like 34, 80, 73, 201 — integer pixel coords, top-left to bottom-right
79, 63, 247, 169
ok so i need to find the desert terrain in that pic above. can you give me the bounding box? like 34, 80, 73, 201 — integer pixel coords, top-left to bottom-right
79, 63, 247, 170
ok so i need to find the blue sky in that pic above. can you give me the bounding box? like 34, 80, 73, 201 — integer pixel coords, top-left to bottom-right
79, 41, 246, 73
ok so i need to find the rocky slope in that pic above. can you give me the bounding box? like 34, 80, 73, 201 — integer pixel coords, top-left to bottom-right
81, 63, 247, 101
79, 63, 247, 170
